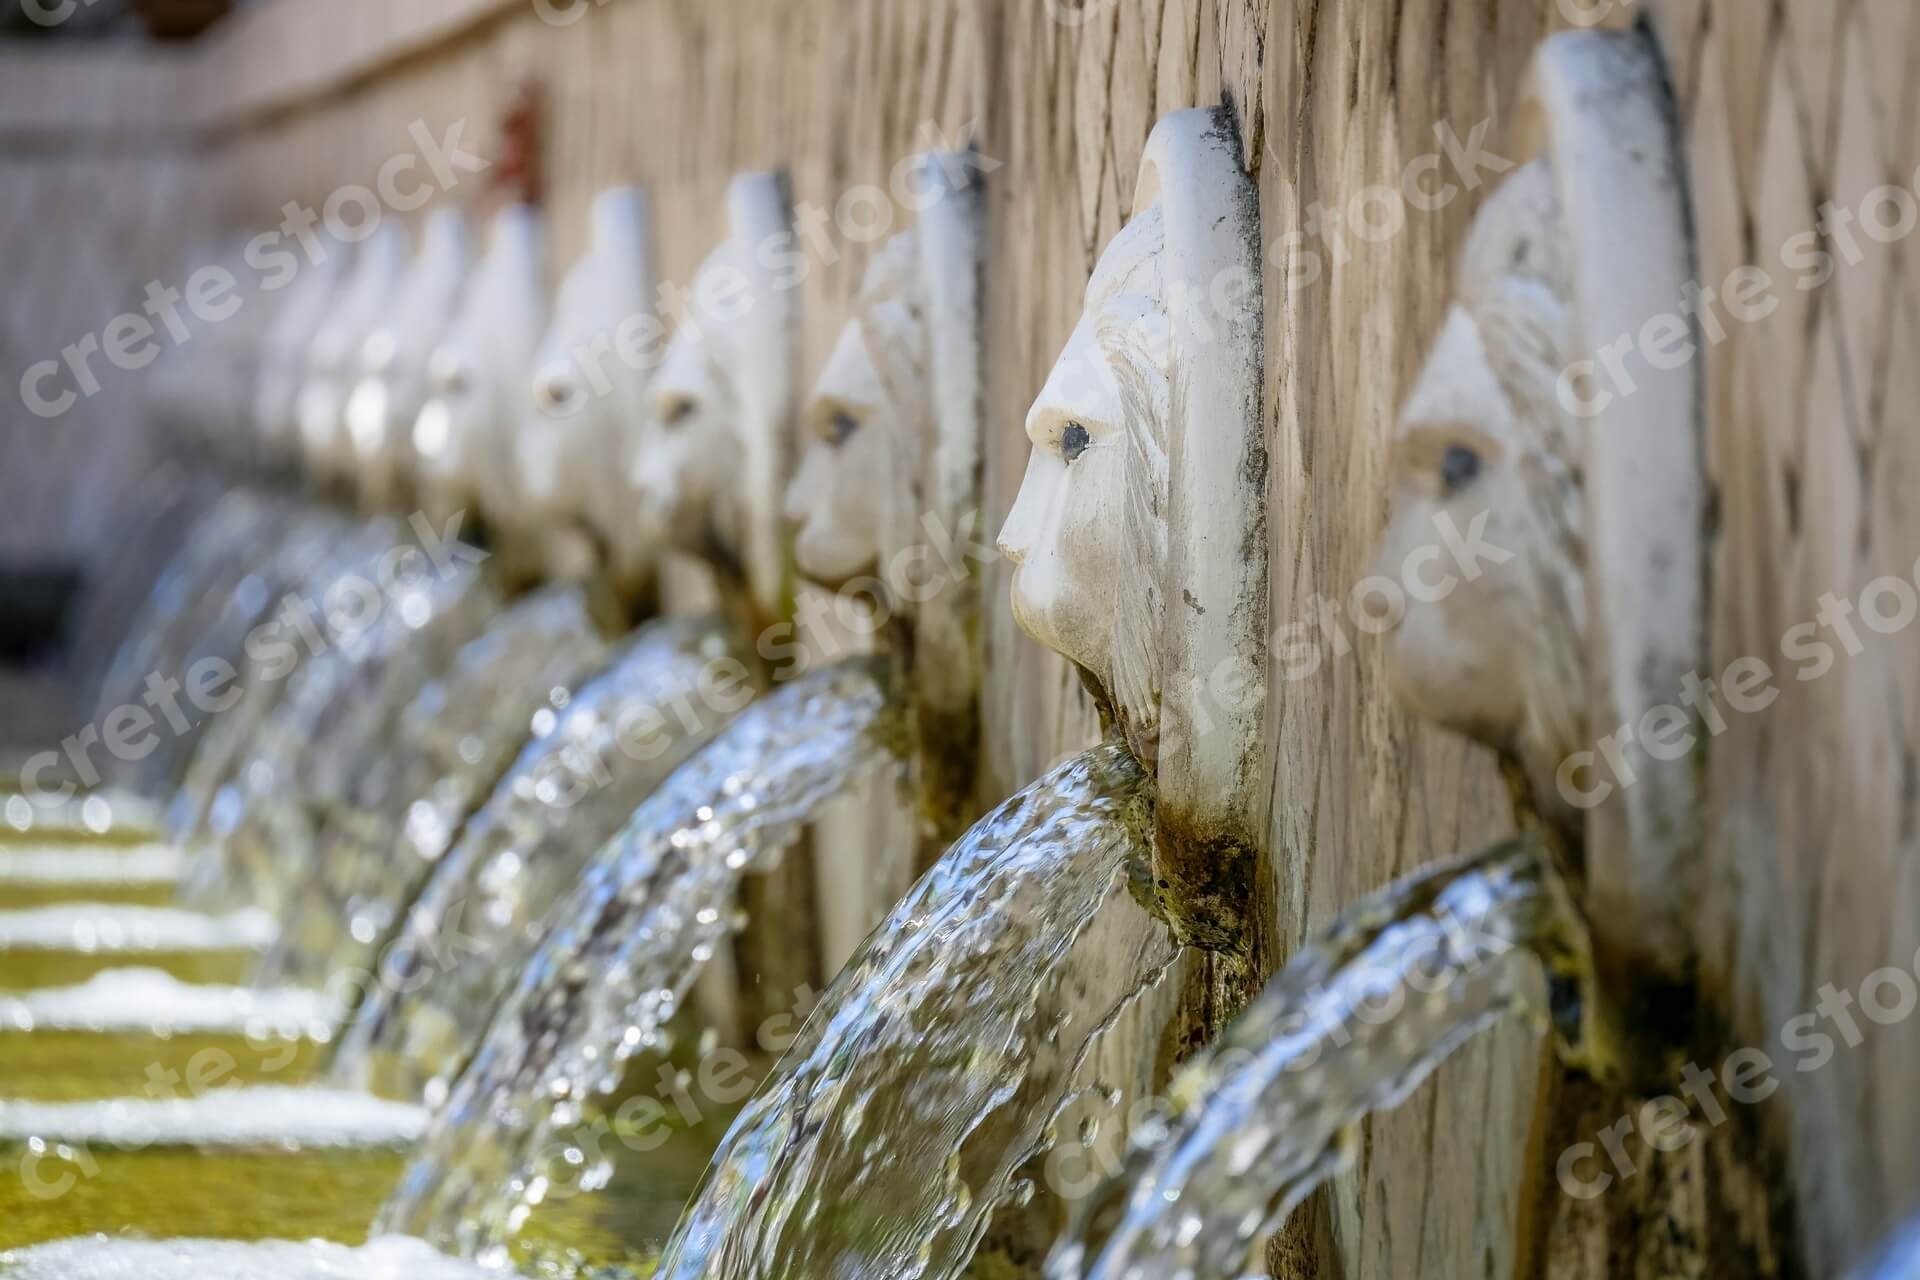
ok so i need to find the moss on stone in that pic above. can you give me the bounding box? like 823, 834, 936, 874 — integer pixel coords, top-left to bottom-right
0, 1144, 406, 1250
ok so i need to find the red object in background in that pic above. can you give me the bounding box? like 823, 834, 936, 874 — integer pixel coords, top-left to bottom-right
493, 81, 546, 207
130, 0, 232, 40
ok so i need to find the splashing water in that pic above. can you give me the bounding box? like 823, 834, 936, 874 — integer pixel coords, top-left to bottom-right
108, 504, 351, 799
658, 741, 1177, 1280
258, 584, 613, 991
0, 1236, 494, 1280
374, 655, 903, 1259
1043, 836, 1590, 1279
0, 966, 328, 1037
166, 518, 403, 848
93, 491, 288, 730
1853, 1217, 1920, 1279
330, 615, 744, 1103
0, 1087, 428, 1149
180, 553, 498, 916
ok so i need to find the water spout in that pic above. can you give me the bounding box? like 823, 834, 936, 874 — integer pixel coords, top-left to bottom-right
374, 655, 902, 1259
179, 548, 497, 916
330, 614, 744, 1103
658, 741, 1179, 1280
1853, 1217, 1920, 1280
1043, 836, 1591, 1279
256, 583, 612, 990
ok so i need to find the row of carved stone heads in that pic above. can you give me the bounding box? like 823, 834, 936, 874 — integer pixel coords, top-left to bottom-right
155, 27, 1696, 1004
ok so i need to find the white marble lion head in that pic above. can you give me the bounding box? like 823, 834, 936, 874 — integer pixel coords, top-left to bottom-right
412, 204, 549, 536
297, 221, 411, 493
511, 187, 655, 580
344, 206, 471, 511
628, 174, 795, 616
784, 228, 927, 590
1371, 159, 1587, 827
999, 206, 1171, 746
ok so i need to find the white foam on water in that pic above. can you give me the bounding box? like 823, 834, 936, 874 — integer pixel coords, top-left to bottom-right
0, 844, 184, 886
0, 1087, 428, 1149
0, 792, 162, 839
0, 968, 329, 1037
0, 1235, 494, 1279
0, 905, 275, 952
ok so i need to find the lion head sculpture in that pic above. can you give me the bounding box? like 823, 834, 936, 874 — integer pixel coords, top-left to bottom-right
998, 110, 1267, 954
999, 204, 1171, 754
297, 221, 411, 495
511, 186, 656, 583
627, 173, 797, 622
783, 156, 987, 841
1371, 159, 1587, 830
412, 204, 549, 540
343, 206, 471, 513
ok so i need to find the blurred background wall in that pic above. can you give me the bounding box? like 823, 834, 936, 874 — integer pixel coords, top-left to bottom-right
3, 0, 1916, 1274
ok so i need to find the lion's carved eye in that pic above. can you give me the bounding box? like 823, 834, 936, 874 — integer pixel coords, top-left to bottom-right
1439, 444, 1482, 495
540, 376, 580, 414
1061, 422, 1091, 463
830, 411, 859, 446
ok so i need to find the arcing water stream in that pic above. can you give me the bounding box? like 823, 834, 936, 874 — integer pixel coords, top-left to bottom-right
1042, 836, 1591, 1279
90, 492, 287, 742
374, 656, 902, 1262
258, 584, 612, 990
7, 501, 1610, 1280
658, 741, 1178, 1280
331, 614, 745, 1102
180, 553, 498, 917
164, 518, 404, 851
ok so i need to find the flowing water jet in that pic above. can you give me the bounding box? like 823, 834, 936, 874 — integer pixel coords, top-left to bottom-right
258, 583, 612, 990
658, 741, 1177, 1280
165, 515, 407, 849
1041, 836, 1591, 1279
90, 489, 284, 727
91, 494, 331, 800
373, 654, 902, 1261
179, 541, 498, 916
330, 613, 744, 1103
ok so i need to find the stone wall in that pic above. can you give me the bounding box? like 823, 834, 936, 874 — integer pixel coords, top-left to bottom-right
5, 0, 1913, 1273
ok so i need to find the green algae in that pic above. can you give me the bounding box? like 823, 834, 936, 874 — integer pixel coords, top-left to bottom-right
0, 883, 176, 913
0, 1143, 407, 1250
0, 825, 161, 851
0, 1031, 320, 1102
